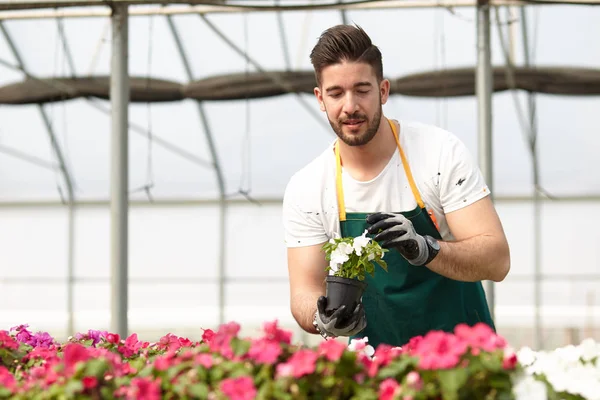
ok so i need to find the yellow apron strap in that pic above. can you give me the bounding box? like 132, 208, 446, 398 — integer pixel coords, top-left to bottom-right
334, 118, 429, 223
388, 119, 425, 209
334, 140, 347, 221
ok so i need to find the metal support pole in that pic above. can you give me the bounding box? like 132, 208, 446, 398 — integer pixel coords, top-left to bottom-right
476, 0, 495, 321
110, 3, 129, 338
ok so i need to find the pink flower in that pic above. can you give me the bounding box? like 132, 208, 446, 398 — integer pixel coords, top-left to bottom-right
411, 331, 467, 370
275, 362, 294, 378
454, 323, 506, 352
285, 349, 319, 378
106, 333, 120, 345
63, 343, 91, 373
402, 335, 423, 353
220, 376, 257, 400
248, 338, 282, 364
378, 378, 400, 400
74, 329, 107, 346
157, 333, 183, 352
153, 353, 177, 371
502, 348, 518, 369
0, 330, 19, 350
201, 328, 215, 343
127, 377, 162, 400
209, 322, 241, 359
82, 376, 98, 390
119, 333, 149, 358
194, 353, 213, 368
405, 371, 422, 390
0, 366, 16, 392
262, 320, 292, 344
365, 344, 404, 378
318, 339, 346, 362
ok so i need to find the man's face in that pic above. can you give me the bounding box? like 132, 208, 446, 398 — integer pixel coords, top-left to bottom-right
314, 60, 390, 147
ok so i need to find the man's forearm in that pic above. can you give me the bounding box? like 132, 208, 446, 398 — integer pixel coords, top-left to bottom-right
290, 291, 323, 334
425, 234, 510, 282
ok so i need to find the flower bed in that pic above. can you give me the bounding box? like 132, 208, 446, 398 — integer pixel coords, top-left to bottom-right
0, 321, 598, 399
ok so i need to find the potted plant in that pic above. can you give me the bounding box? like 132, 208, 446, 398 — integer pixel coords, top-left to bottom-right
321, 230, 388, 320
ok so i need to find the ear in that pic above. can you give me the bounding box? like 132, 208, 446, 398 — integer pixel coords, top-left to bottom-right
379, 79, 391, 105
314, 87, 326, 112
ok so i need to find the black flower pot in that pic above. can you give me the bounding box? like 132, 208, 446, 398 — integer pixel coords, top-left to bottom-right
324, 276, 368, 320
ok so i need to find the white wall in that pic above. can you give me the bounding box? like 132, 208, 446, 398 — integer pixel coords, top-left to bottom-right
1, 200, 599, 345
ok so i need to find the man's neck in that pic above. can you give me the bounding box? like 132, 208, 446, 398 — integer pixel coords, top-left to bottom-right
338, 117, 399, 182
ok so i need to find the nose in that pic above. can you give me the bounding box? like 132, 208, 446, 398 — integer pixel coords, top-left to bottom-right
341, 93, 359, 115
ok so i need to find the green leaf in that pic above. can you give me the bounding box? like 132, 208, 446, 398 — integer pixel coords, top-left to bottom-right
322, 375, 337, 388
350, 387, 379, 400
0, 387, 12, 399
84, 358, 108, 377
479, 352, 503, 372
187, 383, 210, 398
231, 338, 251, 357
210, 366, 224, 381
64, 379, 84, 396
437, 368, 469, 400
377, 358, 414, 378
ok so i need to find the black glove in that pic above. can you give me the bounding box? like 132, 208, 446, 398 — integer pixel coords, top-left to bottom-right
314, 296, 366, 338
366, 212, 432, 266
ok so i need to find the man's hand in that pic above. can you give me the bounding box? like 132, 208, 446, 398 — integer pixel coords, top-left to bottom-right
366, 212, 431, 266
315, 296, 366, 338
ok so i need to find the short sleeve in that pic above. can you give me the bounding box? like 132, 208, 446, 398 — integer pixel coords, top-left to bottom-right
282, 175, 329, 248
438, 134, 491, 213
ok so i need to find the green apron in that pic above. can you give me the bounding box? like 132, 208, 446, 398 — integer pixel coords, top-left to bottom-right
334, 118, 495, 349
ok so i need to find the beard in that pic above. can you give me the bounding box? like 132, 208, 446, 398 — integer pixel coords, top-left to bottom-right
327, 104, 382, 147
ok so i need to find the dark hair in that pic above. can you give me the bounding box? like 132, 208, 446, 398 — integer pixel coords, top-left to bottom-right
309, 24, 383, 86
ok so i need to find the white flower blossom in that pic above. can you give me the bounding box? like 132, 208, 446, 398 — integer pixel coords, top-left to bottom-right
580, 337, 600, 362
328, 260, 339, 273
352, 230, 371, 256
516, 338, 600, 400
348, 336, 375, 358
512, 374, 547, 400
516, 346, 537, 367
330, 242, 353, 264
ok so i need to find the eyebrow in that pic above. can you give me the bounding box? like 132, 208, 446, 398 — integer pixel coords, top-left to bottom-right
325, 82, 373, 93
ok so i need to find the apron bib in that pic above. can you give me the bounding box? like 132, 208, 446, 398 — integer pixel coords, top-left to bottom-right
334, 119, 495, 348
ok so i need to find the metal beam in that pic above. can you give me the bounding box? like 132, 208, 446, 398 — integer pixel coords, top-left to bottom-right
0, 23, 75, 203
0, 144, 59, 170
0, 194, 595, 209
165, 15, 228, 326
275, 0, 292, 71
475, 0, 495, 321
198, 14, 330, 133
0, 57, 212, 169
1, 0, 600, 14
110, 3, 129, 338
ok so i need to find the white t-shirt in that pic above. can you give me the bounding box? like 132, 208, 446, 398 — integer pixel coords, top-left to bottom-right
282, 120, 490, 247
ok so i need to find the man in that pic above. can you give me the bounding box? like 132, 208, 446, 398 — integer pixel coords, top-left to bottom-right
282, 24, 510, 348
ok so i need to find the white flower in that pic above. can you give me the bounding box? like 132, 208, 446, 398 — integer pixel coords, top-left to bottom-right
328, 260, 339, 273
516, 346, 537, 367
580, 337, 600, 362
516, 339, 600, 400
348, 336, 375, 358
352, 230, 371, 256
330, 242, 353, 265
512, 374, 547, 400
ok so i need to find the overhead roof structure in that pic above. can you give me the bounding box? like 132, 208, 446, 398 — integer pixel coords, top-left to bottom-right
0, 0, 598, 350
